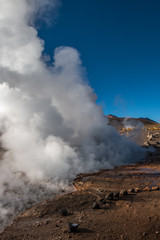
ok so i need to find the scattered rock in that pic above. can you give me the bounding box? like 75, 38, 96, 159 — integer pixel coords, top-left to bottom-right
148, 141, 157, 146
128, 188, 135, 193
92, 202, 100, 209
99, 198, 105, 202
120, 190, 128, 196
35, 223, 40, 227
63, 228, 68, 233
148, 216, 152, 221
135, 188, 141, 193
114, 192, 120, 199
104, 203, 110, 209
102, 199, 107, 204
143, 187, 151, 191
98, 189, 104, 192
68, 223, 79, 232
120, 234, 125, 239
143, 142, 149, 147
142, 232, 147, 236
44, 219, 50, 225
80, 200, 88, 206
152, 186, 159, 191
59, 209, 68, 216
105, 192, 114, 200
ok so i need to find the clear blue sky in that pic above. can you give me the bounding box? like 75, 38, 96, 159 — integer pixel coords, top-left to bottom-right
38, 0, 160, 121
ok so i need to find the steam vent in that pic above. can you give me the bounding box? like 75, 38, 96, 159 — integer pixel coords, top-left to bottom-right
0, 0, 160, 239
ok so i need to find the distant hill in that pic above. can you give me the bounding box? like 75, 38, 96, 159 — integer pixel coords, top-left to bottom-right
106, 114, 159, 129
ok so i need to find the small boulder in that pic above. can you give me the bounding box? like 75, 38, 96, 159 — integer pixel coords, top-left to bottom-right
104, 203, 110, 209
102, 199, 107, 204
148, 141, 157, 146
135, 187, 141, 193
99, 198, 105, 202
68, 223, 79, 232
152, 186, 159, 191
59, 209, 68, 216
63, 228, 68, 233
143, 187, 151, 191
114, 192, 120, 199
120, 190, 128, 196
128, 188, 135, 193
92, 202, 100, 209
143, 142, 149, 147
105, 192, 114, 200
142, 232, 147, 237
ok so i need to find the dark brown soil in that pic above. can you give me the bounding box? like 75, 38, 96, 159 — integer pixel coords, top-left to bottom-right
1, 151, 160, 240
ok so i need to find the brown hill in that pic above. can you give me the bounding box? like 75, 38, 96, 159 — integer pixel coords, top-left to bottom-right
106, 114, 159, 128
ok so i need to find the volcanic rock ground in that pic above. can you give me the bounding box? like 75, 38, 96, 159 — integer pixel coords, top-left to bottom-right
1, 117, 160, 240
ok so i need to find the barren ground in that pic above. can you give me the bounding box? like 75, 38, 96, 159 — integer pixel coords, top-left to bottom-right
1, 121, 160, 240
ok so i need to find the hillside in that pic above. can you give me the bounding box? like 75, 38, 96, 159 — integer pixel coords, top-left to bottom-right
106, 114, 159, 129
107, 115, 160, 147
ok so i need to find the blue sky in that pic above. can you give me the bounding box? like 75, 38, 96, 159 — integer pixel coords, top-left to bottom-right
38, 0, 160, 121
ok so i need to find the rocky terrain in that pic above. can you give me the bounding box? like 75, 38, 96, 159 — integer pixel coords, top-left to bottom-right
1, 116, 160, 240
107, 114, 160, 147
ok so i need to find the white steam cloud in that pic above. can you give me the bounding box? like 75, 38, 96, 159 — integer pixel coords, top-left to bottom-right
0, 0, 144, 228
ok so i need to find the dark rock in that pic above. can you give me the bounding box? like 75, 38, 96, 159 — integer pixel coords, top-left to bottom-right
102, 200, 107, 204
92, 202, 100, 209
135, 187, 141, 193
120, 190, 128, 196
99, 198, 105, 202
105, 192, 114, 200
59, 209, 68, 216
152, 186, 159, 191
68, 223, 79, 232
80, 201, 88, 206
128, 188, 135, 193
114, 192, 120, 199
104, 203, 110, 209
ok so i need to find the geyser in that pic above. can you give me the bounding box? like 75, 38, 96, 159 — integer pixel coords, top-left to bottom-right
0, 0, 144, 228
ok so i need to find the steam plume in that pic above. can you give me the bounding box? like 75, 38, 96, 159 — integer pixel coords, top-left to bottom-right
0, 0, 144, 228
